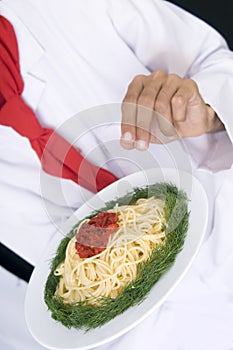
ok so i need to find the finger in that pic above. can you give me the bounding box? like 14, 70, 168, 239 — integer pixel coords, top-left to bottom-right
150, 115, 164, 144
134, 104, 153, 150
135, 70, 168, 150
171, 79, 196, 120
121, 75, 144, 149
171, 79, 197, 137
155, 74, 181, 138
136, 88, 160, 150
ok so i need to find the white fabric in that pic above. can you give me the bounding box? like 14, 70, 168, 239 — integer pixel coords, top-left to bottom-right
1, 0, 233, 349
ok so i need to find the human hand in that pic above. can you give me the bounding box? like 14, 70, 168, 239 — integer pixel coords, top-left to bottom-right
120, 70, 224, 150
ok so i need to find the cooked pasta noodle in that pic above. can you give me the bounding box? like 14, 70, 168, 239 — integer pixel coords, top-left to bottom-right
54, 197, 166, 304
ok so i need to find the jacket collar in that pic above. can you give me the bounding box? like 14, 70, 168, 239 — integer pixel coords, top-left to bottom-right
1, 1, 46, 109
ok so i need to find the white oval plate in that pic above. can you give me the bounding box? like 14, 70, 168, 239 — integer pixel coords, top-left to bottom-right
25, 168, 208, 350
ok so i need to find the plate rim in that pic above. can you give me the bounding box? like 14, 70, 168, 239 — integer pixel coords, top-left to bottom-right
25, 167, 208, 350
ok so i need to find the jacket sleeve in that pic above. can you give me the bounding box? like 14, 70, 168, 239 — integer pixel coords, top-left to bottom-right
108, 0, 233, 142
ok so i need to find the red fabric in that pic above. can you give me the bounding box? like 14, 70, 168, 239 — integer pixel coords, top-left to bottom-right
0, 15, 118, 193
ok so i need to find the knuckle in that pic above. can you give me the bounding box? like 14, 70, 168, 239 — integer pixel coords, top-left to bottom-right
132, 74, 145, 84
167, 73, 180, 82
151, 69, 166, 80
124, 74, 146, 103
184, 78, 198, 91
174, 113, 186, 122
177, 116, 186, 123
172, 95, 184, 106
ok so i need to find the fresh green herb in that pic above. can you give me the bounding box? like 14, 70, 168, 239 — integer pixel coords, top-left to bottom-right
44, 182, 189, 330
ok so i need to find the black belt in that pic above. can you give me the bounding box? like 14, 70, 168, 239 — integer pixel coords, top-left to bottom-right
0, 243, 34, 282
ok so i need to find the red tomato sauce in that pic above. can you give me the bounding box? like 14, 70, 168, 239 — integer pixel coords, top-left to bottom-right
75, 212, 119, 258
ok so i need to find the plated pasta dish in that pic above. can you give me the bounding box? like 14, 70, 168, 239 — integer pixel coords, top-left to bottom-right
44, 182, 189, 330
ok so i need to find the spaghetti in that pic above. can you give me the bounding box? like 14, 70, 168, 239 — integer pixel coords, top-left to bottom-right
54, 196, 166, 304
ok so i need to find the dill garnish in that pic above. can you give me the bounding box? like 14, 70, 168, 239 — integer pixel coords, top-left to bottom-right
44, 182, 189, 330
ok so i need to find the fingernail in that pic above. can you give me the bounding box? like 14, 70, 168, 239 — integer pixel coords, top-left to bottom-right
135, 139, 147, 151
122, 132, 133, 141
121, 132, 134, 149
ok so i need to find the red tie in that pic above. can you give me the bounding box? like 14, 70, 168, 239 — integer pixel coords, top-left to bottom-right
0, 15, 118, 193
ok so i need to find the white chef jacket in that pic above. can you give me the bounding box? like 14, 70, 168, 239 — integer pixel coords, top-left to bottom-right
1, 1, 233, 350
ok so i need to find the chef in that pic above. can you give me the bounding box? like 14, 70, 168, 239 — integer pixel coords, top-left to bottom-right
1, 1, 233, 349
